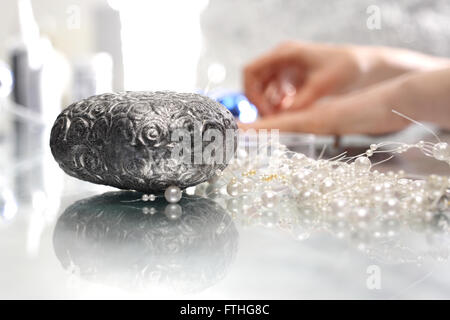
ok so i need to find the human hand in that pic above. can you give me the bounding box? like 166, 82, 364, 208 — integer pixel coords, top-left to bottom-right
240, 67, 450, 135
244, 41, 361, 116
243, 41, 449, 118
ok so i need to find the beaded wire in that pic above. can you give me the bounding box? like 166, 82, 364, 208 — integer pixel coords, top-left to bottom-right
125, 110, 449, 264
194, 110, 449, 264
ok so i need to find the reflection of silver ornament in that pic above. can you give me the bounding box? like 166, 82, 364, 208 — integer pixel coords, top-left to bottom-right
53, 191, 239, 293
50, 91, 237, 192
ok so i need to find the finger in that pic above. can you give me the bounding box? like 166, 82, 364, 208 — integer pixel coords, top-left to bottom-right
246, 46, 300, 73
244, 71, 273, 116
244, 64, 284, 116
280, 68, 338, 111
239, 104, 337, 134
244, 47, 304, 116
242, 82, 402, 135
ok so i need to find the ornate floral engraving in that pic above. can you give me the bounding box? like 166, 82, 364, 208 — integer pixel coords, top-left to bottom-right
50, 91, 238, 192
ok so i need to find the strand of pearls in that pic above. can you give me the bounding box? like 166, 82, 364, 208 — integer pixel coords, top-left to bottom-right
190, 136, 449, 264
140, 185, 183, 204
137, 185, 183, 219
137, 139, 448, 212
131, 129, 450, 264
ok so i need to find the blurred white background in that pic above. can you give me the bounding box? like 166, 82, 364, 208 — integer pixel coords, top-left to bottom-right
1, 0, 449, 95
1, 0, 450, 300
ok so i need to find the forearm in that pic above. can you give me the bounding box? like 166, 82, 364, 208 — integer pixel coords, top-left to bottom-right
350, 45, 450, 90
392, 67, 450, 129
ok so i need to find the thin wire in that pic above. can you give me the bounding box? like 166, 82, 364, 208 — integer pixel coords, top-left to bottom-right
317, 144, 327, 160
326, 151, 347, 162
371, 155, 395, 168
392, 109, 441, 142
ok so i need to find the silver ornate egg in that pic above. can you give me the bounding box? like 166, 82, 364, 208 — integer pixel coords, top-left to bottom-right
50, 91, 238, 192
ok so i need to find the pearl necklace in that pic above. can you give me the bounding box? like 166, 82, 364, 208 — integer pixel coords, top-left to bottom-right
141, 110, 449, 259
142, 136, 449, 221
135, 110, 450, 265
188, 135, 449, 265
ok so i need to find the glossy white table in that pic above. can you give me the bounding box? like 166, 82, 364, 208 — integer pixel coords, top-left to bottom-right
1, 124, 449, 299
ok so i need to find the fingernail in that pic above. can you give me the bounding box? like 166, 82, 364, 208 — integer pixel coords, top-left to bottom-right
280, 96, 294, 110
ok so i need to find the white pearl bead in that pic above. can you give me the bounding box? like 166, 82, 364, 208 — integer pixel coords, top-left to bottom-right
330, 198, 346, 210
208, 170, 223, 185
226, 198, 241, 213
164, 185, 182, 203
164, 204, 182, 219
227, 181, 241, 197
433, 142, 450, 161
291, 153, 306, 162
260, 211, 278, 228
354, 156, 371, 172
320, 177, 335, 192
205, 184, 220, 199
239, 178, 254, 194
355, 208, 369, 220
295, 168, 312, 180
142, 194, 149, 201
291, 173, 306, 190
149, 194, 156, 201
261, 190, 278, 208
302, 190, 313, 199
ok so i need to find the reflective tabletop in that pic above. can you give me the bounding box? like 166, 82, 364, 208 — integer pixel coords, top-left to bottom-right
1, 117, 450, 299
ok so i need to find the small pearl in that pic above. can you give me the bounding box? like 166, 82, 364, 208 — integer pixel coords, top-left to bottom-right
433, 142, 450, 161
164, 204, 182, 219
295, 168, 312, 180
302, 190, 313, 199
164, 185, 182, 203
354, 156, 371, 172
355, 208, 369, 219
208, 171, 223, 184
291, 173, 306, 190
320, 177, 335, 192
205, 184, 220, 199
239, 178, 254, 194
149, 194, 156, 201
261, 190, 278, 208
227, 197, 241, 213
142, 194, 149, 201
260, 211, 278, 228
291, 153, 306, 162
365, 149, 373, 157
370, 144, 378, 151
227, 180, 241, 197
330, 198, 346, 210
